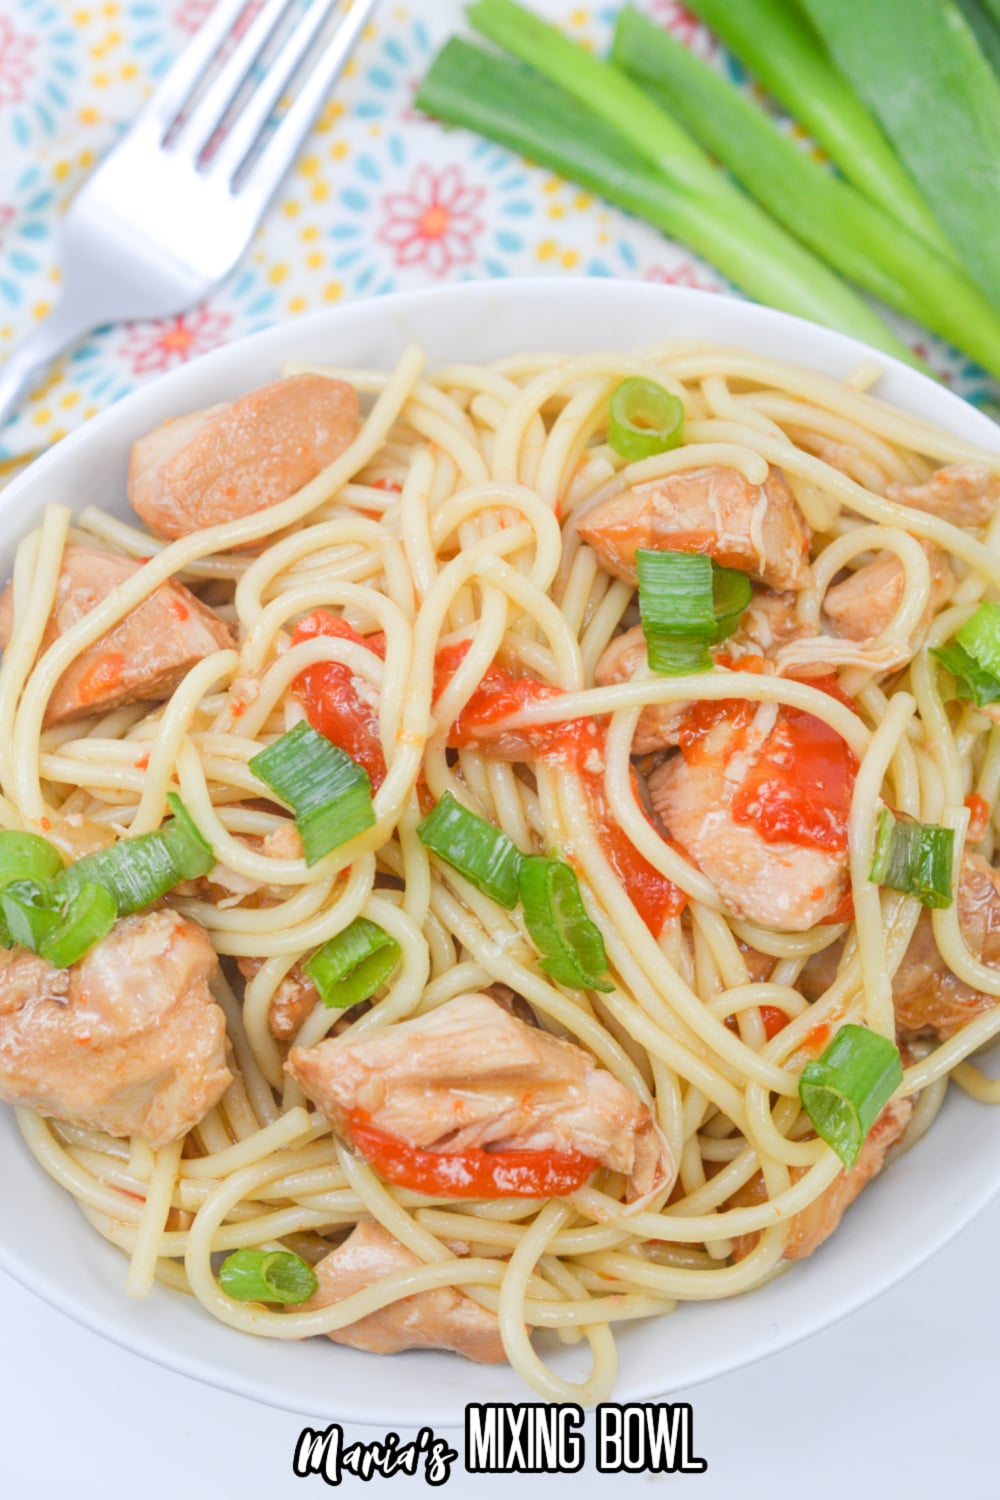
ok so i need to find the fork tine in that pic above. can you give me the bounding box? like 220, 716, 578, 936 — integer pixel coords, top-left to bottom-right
170, 0, 292, 163
138, 0, 256, 136
235, 0, 379, 204
206, 0, 345, 184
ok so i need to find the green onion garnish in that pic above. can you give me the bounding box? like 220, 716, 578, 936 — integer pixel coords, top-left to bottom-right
608, 377, 685, 462
933, 602, 1000, 707
869, 808, 955, 909
304, 917, 401, 1010
799, 1024, 903, 1169
59, 797, 214, 916
417, 792, 524, 907
0, 879, 60, 952
218, 1248, 318, 1306
517, 855, 613, 992
249, 722, 375, 866
0, 832, 63, 886
39, 882, 117, 969
636, 548, 751, 675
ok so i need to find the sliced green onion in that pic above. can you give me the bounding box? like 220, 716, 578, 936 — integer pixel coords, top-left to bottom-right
417, 792, 523, 907
304, 917, 401, 1010
799, 1024, 903, 1169
608, 378, 685, 462
249, 722, 375, 866
218, 1248, 318, 1306
58, 798, 213, 916
39, 882, 117, 968
933, 642, 1000, 708
869, 808, 955, 909
518, 855, 613, 992
0, 832, 63, 886
162, 793, 215, 879
933, 602, 1000, 706
0, 879, 60, 953
636, 549, 751, 675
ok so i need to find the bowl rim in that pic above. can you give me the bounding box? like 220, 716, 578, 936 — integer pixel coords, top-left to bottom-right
1, 277, 999, 1425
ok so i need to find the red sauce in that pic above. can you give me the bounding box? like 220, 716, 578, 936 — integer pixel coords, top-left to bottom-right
434, 641, 686, 933
77, 652, 125, 704
435, 640, 599, 765
724, 1005, 789, 1040
966, 792, 990, 842
731, 706, 858, 854
371, 478, 403, 493
677, 672, 859, 855
347, 1111, 597, 1198
292, 610, 388, 789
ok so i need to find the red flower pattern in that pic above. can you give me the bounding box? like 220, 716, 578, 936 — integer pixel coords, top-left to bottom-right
378, 165, 486, 278
0, 17, 36, 108
648, 1, 716, 55
118, 307, 233, 376
645, 262, 721, 294
0, 205, 15, 245
174, 0, 261, 38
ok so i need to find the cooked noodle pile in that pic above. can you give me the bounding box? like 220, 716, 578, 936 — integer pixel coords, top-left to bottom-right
4, 340, 1000, 1403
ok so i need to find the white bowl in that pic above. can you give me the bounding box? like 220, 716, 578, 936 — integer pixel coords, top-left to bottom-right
0, 280, 997, 1425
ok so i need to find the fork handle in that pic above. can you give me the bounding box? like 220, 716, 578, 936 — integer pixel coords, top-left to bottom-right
0, 301, 99, 436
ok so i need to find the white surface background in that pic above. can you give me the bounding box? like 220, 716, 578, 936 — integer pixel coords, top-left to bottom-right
1, 1192, 996, 1498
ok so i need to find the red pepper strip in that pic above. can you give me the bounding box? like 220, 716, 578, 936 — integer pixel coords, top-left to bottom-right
291, 610, 388, 789
724, 1005, 789, 1040
434, 641, 686, 933
347, 1111, 598, 1198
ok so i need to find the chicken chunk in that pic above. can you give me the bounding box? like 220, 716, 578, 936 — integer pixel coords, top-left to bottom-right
237, 956, 319, 1040
128, 374, 359, 541
804, 854, 1000, 1040
288, 993, 674, 1207
594, 625, 689, 754
595, 593, 812, 754
302, 1221, 506, 1363
729, 1097, 912, 1261
823, 542, 953, 646
0, 545, 234, 728
577, 466, 811, 592
888, 462, 1000, 528
0, 911, 230, 1147
647, 702, 851, 931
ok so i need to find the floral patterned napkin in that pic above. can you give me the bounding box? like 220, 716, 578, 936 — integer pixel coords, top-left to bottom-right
0, 0, 992, 474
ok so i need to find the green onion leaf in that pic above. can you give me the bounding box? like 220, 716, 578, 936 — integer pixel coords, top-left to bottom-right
58, 797, 213, 916
799, 1024, 903, 1169
518, 855, 613, 992
416, 36, 920, 365
636, 549, 751, 675
218, 1248, 318, 1306
800, 0, 1000, 313
933, 602, 1000, 707
869, 808, 955, 909
39, 882, 117, 969
162, 793, 215, 879
0, 879, 60, 952
249, 722, 375, 866
933, 642, 1000, 708
304, 917, 401, 1010
417, 792, 523, 907
608, 377, 685, 462
613, 8, 1000, 383
0, 832, 63, 886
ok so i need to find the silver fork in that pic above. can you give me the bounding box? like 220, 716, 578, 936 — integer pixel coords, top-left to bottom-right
0, 0, 378, 431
